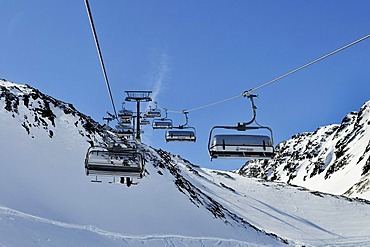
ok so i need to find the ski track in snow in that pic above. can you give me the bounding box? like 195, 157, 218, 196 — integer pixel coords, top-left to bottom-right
0, 205, 262, 247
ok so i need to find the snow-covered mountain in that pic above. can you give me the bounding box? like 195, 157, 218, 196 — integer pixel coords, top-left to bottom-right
240, 100, 370, 200
1, 79, 370, 246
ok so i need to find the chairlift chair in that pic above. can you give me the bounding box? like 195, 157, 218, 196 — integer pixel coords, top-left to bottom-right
165, 127, 196, 142
106, 140, 138, 153
144, 102, 161, 118
144, 108, 161, 118
140, 118, 150, 125
120, 118, 132, 124
152, 118, 173, 129
165, 111, 196, 142
84, 142, 145, 179
115, 124, 134, 137
208, 125, 274, 160
152, 108, 173, 129
118, 109, 133, 120
208, 94, 274, 160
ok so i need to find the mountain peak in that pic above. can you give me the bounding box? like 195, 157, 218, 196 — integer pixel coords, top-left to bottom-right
240, 100, 370, 200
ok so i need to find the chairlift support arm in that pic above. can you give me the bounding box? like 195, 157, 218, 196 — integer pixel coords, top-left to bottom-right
178, 110, 189, 128
244, 94, 258, 126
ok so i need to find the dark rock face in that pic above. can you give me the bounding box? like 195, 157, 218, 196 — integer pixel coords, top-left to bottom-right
239, 100, 370, 199
0, 79, 105, 141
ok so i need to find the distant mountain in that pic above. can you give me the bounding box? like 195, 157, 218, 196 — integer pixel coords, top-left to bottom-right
1, 79, 370, 246
239, 100, 370, 200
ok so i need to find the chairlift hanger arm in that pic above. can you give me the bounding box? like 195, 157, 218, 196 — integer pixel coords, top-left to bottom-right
176, 110, 189, 128
244, 94, 258, 125
163, 108, 169, 119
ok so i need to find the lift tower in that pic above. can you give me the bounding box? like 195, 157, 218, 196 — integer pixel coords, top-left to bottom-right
125, 91, 152, 141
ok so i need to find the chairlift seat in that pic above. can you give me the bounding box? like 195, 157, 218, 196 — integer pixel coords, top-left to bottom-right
152, 119, 173, 129
116, 125, 134, 137
118, 109, 133, 120
209, 134, 274, 159
120, 118, 132, 124
106, 141, 137, 153
165, 129, 196, 142
144, 109, 161, 118
140, 119, 150, 125
85, 146, 145, 178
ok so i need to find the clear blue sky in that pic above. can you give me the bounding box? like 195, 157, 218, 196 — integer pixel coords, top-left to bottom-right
1, 1, 370, 170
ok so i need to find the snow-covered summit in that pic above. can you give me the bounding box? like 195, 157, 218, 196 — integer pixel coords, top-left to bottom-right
240, 100, 370, 200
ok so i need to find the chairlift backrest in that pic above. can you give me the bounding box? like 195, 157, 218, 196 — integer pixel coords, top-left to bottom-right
209, 132, 274, 160
211, 134, 272, 146
144, 108, 161, 118
152, 118, 173, 129
115, 124, 134, 137
140, 119, 150, 125
84, 145, 145, 178
120, 118, 131, 124
118, 109, 133, 119
165, 127, 196, 142
106, 141, 137, 152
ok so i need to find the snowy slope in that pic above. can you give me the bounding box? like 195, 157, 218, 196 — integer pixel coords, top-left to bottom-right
1, 79, 370, 246
240, 100, 370, 200
0, 80, 283, 246
0, 205, 257, 247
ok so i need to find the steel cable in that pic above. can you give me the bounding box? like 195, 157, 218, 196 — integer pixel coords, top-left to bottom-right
84, 0, 119, 120
165, 33, 370, 114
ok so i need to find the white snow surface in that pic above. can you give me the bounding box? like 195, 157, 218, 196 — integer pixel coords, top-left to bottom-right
1, 80, 370, 246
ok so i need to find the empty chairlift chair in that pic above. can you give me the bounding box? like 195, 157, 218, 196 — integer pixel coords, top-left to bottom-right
140, 118, 150, 125
208, 94, 274, 160
144, 103, 161, 118
152, 109, 173, 129
144, 109, 161, 118
165, 127, 196, 142
118, 108, 133, 120
115, 124, 134, 138
209, 132, 274, 159
152, 118, 173, 129
165, 111, 196, 142
118, 106, 133, 124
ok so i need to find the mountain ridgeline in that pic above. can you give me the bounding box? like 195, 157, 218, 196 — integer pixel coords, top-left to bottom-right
240, 100, 370, 200
0, 79, 105, 142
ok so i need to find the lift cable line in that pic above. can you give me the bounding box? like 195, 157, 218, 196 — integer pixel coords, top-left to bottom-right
84, 0, 118, 120
165, 33, 370, 114
185, 94, 243, 113
243, 33, 370, 96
